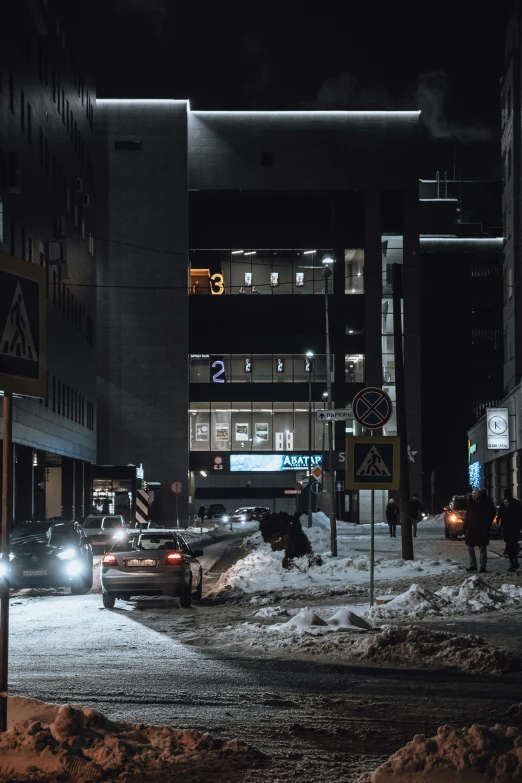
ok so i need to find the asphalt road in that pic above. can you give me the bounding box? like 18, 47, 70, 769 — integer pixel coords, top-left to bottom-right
6, 528, 522, 782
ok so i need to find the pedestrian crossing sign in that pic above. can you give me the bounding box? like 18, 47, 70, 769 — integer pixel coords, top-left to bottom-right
346, 436, 400, 490
0, 253, 46, 397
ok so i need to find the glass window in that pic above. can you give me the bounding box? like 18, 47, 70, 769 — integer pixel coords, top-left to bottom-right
273, 402, 294, 451
313, 249, 334, 294
190, 402, 210, 451
294, 405, 310, 451
345, 249, 364, 294
190, 355, 210, 383
230, 355, 252, 382
345, 355, 365, 383
211, 403, 231, 451
252, 402, 272, 451
231, 403, 252, 451
252, 355, 273, 382
273, 355, 292, 382
382, 235, 403, 295
294, 250, 314, 295
382, 354, 395, 384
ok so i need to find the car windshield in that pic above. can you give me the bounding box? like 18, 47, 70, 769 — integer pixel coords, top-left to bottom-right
12, 524, 50, 547
453, 498, 468, 511
49, 525, 76, 546
84, 518, 103, 529
102, 518, 124, 530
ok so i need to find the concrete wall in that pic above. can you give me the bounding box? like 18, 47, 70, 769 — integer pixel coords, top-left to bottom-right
95, 100, 189, 521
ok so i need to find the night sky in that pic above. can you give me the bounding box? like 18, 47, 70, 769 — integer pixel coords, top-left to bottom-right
95, 0, 511, 179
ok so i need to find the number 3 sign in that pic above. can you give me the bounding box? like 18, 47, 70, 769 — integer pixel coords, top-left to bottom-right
210, 273, 224, 295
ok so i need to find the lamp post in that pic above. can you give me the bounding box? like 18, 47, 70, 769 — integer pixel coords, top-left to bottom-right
306, 351, 314, 528
322, 257, 337, 556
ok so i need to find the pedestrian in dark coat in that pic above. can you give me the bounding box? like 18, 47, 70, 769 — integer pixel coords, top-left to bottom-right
198, 505, 206, 523
463, 488, 495, 573
497, 488, 522, 572
409, 494, 424, 538
386, 499, 399, 538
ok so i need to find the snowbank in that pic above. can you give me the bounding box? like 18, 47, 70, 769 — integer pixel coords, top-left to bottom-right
370, 577, 522, 621
357, 723, 522, 782
2, 696, 263, 782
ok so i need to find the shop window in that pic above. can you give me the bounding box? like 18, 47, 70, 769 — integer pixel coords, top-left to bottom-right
230, 354, 252, 382
273, 355, 293, 382
345, 249, 364, 293
190, 355, 210, 383
231, 403, 253, 451
345, 355, 365, 383
252, 402, 272, 450
251, 355, 273, 382
211, 403, 231, 451
190, 402, 211, 451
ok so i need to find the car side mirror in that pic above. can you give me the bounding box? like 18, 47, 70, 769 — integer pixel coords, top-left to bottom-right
192, 549, 204, 558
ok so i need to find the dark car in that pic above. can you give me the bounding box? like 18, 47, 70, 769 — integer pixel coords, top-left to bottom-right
444, 494, 502, 540
206, 504, 228, 522
100, 529, 203, 609
9, 521, 93, 594
229, 506, 270, 524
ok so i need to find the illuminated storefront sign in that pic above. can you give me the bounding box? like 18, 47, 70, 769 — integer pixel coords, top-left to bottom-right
487, 408, 509, 450
230, 453, 322, 472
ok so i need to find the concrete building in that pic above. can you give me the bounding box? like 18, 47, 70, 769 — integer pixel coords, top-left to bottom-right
0, 0, 97, 522
96, 103, 423, 522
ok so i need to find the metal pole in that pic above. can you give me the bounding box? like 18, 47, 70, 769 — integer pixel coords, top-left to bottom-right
323, 266, 337, 556
307, 365, 313, 528
392, 263, 413, 560
370, 489, 375, 606
175, 493, 179, 530
1, 392, 13, 732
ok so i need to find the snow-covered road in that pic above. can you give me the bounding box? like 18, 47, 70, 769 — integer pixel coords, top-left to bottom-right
6, 525, 522, 782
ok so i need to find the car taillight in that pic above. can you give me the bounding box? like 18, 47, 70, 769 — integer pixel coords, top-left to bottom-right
102, 554, 117, 565
166, 552, 183, 563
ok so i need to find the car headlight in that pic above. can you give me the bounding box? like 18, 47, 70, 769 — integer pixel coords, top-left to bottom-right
57, 548, 77, 560
65, 560, 83, 576
449, 513, 458, 523
222, 515, 229, 522
112, 530, 126, 541
0, 562, 8, 578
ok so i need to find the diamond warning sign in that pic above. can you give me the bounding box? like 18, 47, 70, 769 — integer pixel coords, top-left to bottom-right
0, 253, 46, 397
346, 436, 400, 490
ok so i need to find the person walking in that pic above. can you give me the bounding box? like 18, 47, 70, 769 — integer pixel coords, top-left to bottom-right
497, 488, 522, 572
198, 505, 206, 524
463, 488, 495, 573
386, 498, 399, 538
409, 493, 424, 538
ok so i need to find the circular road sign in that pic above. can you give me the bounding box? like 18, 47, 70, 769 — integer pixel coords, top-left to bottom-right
311, 481, 323, 495
353, 387, 393, 429
171, 481, 182, 494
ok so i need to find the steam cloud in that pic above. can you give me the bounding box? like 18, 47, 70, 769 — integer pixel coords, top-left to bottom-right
311, 69, 496, 145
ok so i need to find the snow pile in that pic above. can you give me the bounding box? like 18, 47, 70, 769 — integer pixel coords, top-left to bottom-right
370, 577, 522, 621
1, 696, 263, 782
279, 609, 328, 631
357, 723, 522, 782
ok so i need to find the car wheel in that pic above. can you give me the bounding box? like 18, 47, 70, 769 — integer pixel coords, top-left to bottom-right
449, 533, 459, 541
444, 525, 450, 539
102, 592, 115, 609
194, 574, 203, 601
179, 580, 192, 608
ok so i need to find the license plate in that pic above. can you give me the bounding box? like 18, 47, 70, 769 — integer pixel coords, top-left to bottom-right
126, 559, 156, 567
94, 540, 108, 545
22, 570, 47, 577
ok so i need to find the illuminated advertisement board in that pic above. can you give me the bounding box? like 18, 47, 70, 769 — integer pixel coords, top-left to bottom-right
487, 408, 509, 450
230, 454, 323, 472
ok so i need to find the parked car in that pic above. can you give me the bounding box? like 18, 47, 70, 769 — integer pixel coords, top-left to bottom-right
206, 504, 228, 522
100, 529, 203, 609
82, 515, 128, 550
8, 521, 93, 594
229, 506, 270, 524
444, 494, 502, 540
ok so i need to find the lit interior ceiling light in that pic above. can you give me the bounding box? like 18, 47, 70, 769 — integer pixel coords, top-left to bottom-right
232, 250, 244, 255
303, 250, 316, 255
322, 255, 334, 264
305, 350, 314, 358
200, 471, 207, 477
348, 330, 354, 334
244, 251, 256, 256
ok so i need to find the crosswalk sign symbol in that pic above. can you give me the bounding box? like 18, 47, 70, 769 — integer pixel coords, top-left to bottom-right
346, 436, 400, 490
356, 445, 391, 477
0, 253, 46, 397
1, 283, 37, 362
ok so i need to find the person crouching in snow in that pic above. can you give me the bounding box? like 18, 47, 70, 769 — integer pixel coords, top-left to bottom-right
497, 488, 522, 573
283, 516, 312, 570
463, 488, 495, 573
386, 498, 399, 538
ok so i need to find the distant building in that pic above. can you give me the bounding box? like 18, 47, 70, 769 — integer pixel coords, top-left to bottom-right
0, 0, 97, 523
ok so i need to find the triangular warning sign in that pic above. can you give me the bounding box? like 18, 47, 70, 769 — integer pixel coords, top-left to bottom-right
0, 282, 37, 362
356, 445, 391, 477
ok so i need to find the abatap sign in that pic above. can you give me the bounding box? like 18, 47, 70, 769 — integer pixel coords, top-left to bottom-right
487, 408, 509, 450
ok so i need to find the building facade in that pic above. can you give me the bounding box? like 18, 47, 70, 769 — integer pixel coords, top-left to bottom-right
0, 0, 97, 523
96, 104, 422, 522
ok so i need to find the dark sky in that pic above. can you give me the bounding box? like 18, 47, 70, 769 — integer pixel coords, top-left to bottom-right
94, 0, 511, 179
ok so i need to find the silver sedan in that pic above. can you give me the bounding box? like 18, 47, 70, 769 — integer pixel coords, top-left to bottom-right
101, 530, 203, 609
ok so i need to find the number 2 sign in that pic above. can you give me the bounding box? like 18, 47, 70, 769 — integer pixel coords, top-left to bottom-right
212, 360, 225, 383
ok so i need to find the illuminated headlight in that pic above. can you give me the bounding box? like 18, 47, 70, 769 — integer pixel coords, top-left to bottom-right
240, 515, 247, 522
65, 560, 83, 576
449, 513, 458, 523
0, 562, 8, 578
222, 515, 229, 522
57, 548, 77, 560
112, 530, 126, 541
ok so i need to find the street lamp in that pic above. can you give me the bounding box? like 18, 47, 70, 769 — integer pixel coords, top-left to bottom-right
322, 260, 337, 556
306, 351, 314, 529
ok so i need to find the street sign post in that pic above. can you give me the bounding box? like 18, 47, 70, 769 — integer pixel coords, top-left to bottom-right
0, 254, 47, 732
352, 387, 393, 430
316, 408, 354, 422
311, 481, 323, 495
171, 482, 182, 529
346, 435, 400, 607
